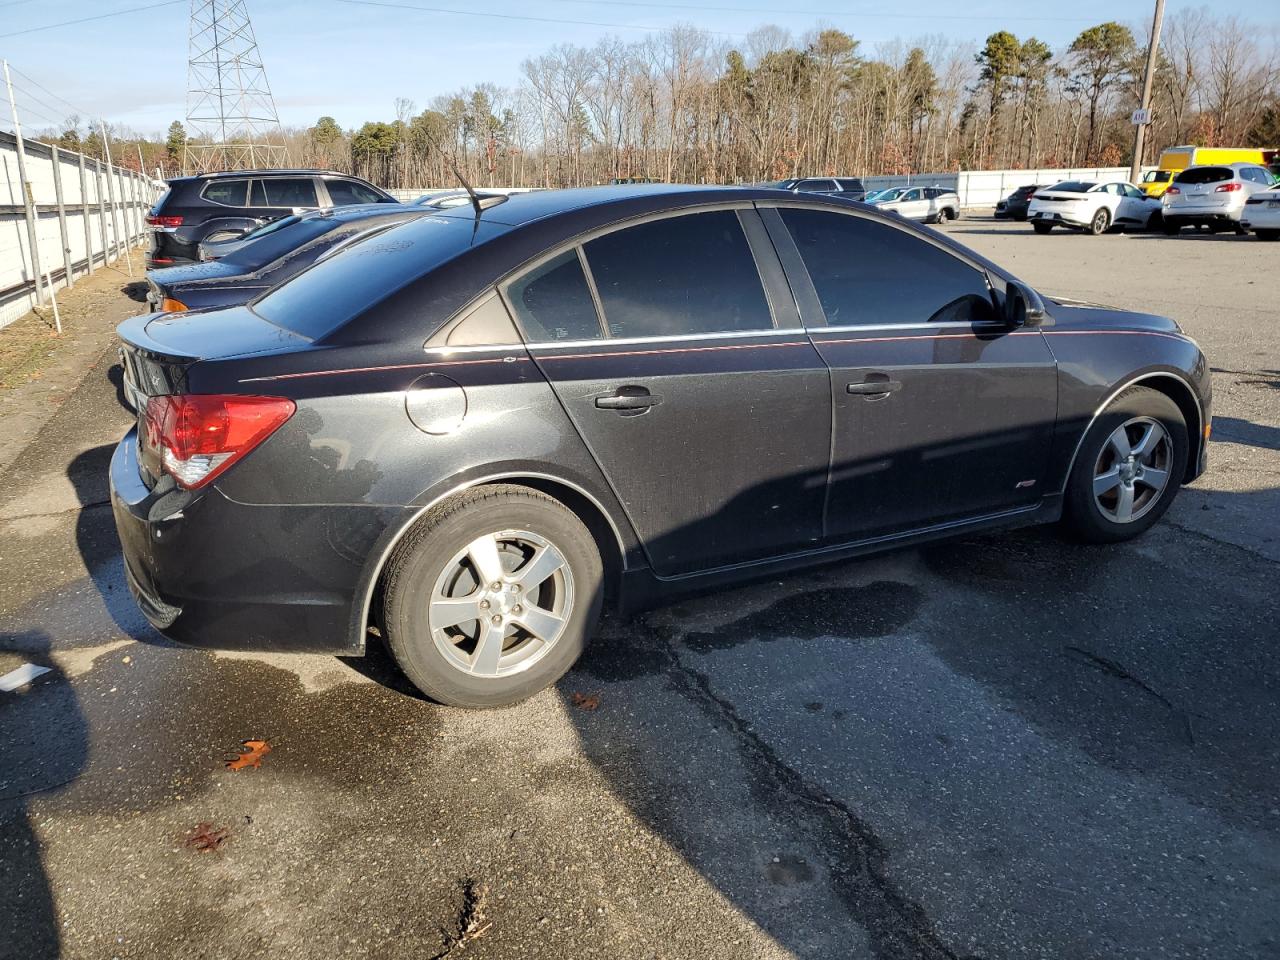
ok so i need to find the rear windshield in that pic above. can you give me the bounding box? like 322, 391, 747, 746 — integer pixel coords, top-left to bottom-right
252, 214, 504, 339
1048, 181, 1094, 193
1174, 166, 1231, 184
222, 215, 345, 269
149, 189, 171, 216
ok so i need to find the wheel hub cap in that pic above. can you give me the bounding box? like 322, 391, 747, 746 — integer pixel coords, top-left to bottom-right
1092, 417, 1172, 524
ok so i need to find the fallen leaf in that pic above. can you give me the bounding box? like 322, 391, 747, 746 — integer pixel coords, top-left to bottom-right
571, 692, 600, 712
226, 739, 271, 771
184, 822, 230, 853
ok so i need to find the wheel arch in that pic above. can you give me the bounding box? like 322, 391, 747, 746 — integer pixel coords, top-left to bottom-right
351, 473, 631, 652
1061, 371, 1204, 493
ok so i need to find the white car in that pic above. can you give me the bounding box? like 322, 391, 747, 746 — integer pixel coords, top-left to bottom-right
1241, 186, 1280, 240
1164, 163, 1278, 235
867, 186, 960, 224
1027, 181, 1163, 236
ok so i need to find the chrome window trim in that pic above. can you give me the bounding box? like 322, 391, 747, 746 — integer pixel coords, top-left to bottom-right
1058, 371, 1203, 496
526, 328, 809, 350
815, 321, 1009, 334
352, 472, 630, 650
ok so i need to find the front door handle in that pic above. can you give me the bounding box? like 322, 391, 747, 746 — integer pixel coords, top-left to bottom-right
595, 387, 662, 412
847, 379, 902, 397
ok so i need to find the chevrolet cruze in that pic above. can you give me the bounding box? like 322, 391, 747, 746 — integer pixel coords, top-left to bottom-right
112, 185, 1211, 707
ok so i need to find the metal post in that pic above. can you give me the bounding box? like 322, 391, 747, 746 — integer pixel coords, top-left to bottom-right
1129, 0, 1167, 185
50, 143, 73, 290
3, 59, 44, 303
95, 159, 110, 268
100, 120, 127, 272
78, 152, 93, 272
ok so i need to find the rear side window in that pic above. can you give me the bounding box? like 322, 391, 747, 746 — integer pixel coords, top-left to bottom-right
325, 179, 388, 204
505, 249, 603, 343
583, 210, 774, 339
836, 178, 863, 191
253, 215, 501, 339
796, 179, 835, 192
779, 209, 996, 327
201, 179, 248, 206
1239, 167, 1271, 185
1174, 167, 1231, 184
251, 177, 319, 207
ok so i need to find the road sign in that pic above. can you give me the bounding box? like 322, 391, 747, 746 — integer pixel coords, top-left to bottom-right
1131, 108, 1152, 125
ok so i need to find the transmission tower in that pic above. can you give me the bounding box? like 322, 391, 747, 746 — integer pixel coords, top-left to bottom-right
183, 0, 289, 173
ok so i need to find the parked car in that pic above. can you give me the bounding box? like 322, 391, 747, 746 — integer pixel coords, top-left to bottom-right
867, 186, 960, 223
145, 169, 397, 268
1160, 163, 1277, 235
144, 204, 434, 315
767, 177, 867, 200
112, 184, 1210, 708
197, 212, 303, 261
1241, 185, 1280, 240
995, 184, 1046, 221
1140, 145, 1273, 197
1027, 180, 1162, 235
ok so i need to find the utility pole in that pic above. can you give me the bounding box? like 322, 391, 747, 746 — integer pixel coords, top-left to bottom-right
3, 59, 44, 304
1128, 0, 1167, 185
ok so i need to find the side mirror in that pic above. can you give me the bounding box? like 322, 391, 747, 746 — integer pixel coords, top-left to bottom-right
1005, 280, 1048, 327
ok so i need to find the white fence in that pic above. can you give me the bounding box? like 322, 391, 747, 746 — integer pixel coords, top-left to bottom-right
1, 130, 165, 330
862, 166, 1157, 209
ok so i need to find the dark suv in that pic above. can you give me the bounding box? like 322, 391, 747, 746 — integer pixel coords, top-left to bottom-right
769, 177, 867, 200
145, 169, 397, 268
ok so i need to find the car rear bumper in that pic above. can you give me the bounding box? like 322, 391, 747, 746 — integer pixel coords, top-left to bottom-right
1163, 201, 1244, 223
1241, 203, 1280, 229
1029, 208, 1089, 228
110, 429, 401, 654
146, 231, 198, 269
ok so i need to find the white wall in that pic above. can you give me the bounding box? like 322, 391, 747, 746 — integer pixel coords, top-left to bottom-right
0, 130, 165, 329
862, 166, 1157, 209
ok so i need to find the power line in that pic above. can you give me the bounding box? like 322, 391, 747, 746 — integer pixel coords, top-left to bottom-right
7, 63, 91, 118
8, 79, 76, 126
0, 0, 184, 40
548, 0, 1104, 24
336, 0, 746, 37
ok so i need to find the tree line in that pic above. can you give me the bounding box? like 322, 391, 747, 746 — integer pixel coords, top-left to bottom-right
31, 10, 1280, 188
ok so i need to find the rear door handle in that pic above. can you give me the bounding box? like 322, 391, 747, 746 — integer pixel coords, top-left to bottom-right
847, 379, 902, 396
595, 387, 663, 411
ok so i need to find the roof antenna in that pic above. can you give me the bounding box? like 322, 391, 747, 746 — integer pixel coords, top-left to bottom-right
421, 125, 483, 220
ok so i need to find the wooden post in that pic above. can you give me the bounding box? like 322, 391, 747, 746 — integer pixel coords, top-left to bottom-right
3, 59, 44, 302
50, 144, 73, 289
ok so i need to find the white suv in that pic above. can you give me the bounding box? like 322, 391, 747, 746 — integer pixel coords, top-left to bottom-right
1161, 163, 1277, 235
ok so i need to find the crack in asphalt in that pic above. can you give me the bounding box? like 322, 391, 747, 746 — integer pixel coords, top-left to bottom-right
642, 618, 983, 960
0, 500, 111, 522
1064, 646, 1195, 745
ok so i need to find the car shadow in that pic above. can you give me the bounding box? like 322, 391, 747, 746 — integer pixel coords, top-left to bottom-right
121, 281, 148, 303
0, 630, 88, 960
1211, 416, 1280, 451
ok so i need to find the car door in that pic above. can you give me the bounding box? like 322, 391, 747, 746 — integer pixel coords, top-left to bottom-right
761, 204, 1058, 541
898, 188, 928, 220
503, 207, 833, 576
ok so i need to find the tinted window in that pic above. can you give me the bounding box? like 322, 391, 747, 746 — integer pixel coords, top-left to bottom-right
506, 249, 602, 343
253, 215, 502, 339
1240, 167, 1270, 184
583, 211, 774, 339
780, 209, 996, 327
326, 179, 387, 204
797, 179, 835, 192
202, 179, 248, 206
1048, 181, 1094, 193
836, 178, 864, 191
223, 215, 343, 269
1174, 166, 1231, 184
251, 177, 318, 207
149, 189, 172, 215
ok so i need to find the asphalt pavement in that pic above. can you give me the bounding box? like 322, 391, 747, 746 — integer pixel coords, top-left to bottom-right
1, 219, 1278, 960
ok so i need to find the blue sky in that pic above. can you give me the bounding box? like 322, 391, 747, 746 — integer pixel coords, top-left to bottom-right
0, 1, 1267, 137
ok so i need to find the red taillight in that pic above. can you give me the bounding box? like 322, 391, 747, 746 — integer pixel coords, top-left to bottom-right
143, 394, 295, 489
1165, 187, 1180, 195
1215, 182, 1242, 193
146, 214, 184, 228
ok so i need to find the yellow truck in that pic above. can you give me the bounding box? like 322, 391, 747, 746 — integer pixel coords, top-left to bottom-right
1140, 146, 1271, 197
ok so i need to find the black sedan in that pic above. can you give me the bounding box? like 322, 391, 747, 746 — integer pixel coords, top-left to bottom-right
112, 185, 1211, 707
144, 204, 429, 313
995, 184, 1047, 221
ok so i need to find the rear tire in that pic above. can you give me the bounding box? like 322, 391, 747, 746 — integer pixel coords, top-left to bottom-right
382, 485, 604, 708
1087, 207, 1111, 236
1032, 222, 1053, 234
1162, 221, 1181, 236
1257, 229, 1280, 241
1062, 387, 1187, 544
1146, 211, 1163, 231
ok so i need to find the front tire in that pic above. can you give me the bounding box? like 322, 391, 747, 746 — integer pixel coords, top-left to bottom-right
1062, 387, 1188, 544
1163, 221, 1181, 236
1087, 207, 1111, 236
1032, 222, 1053, 234
382, 485, 604, 708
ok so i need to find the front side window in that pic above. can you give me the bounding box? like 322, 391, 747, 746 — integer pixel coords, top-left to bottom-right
326, 179, 387, 204
201, 179, 248, 206
903, 188, 923, 201
583, 210, 774, 339
506, 249, 603, 343
779, 208, 996, 327
251, 177, 319, 208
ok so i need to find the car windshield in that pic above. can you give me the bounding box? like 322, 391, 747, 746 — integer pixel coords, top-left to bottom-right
237, 214, 301, 242
252, 214, 505, 340
221, 214, 345, 269
1174, 166, 1232, 184
872, 188, 906, 201
1047, 181, 1095, 193
765, 179, 798, 189
1143, 170, 1172, 183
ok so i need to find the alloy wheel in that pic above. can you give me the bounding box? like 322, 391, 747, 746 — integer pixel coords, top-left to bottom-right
429, 529, 574, 678
1092, 417, 1172, 523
